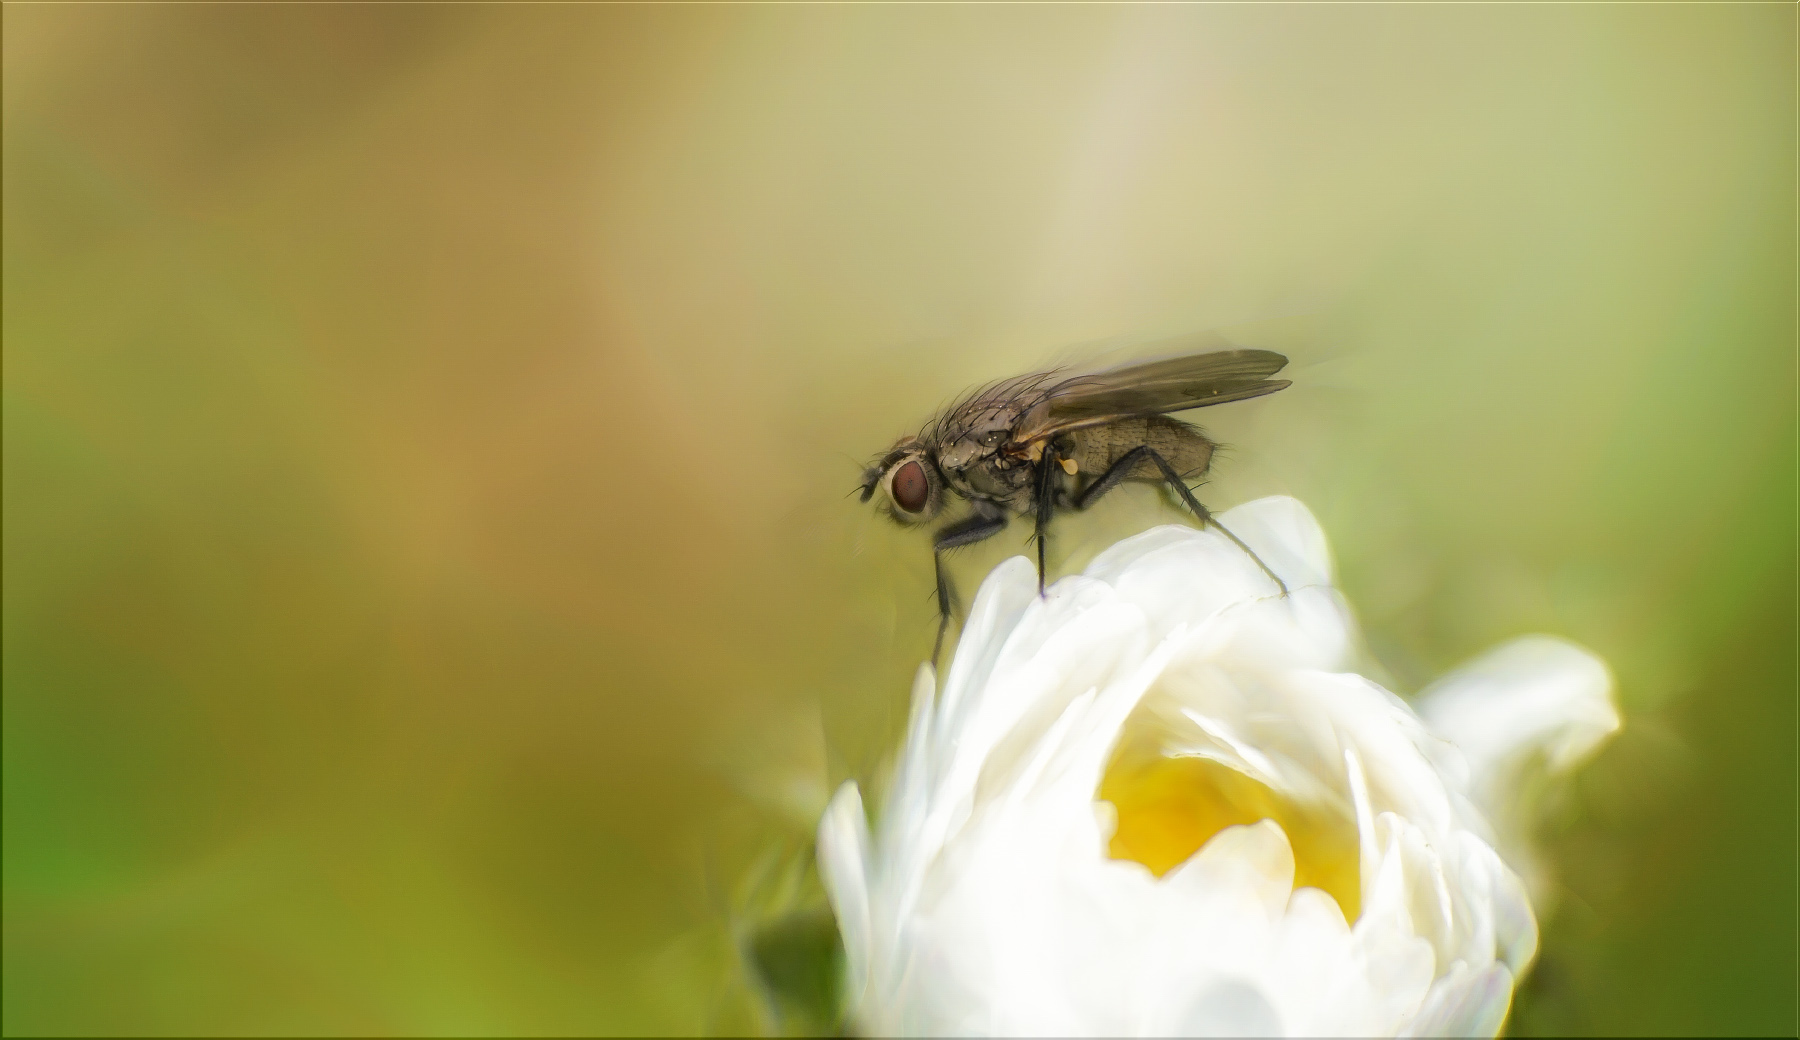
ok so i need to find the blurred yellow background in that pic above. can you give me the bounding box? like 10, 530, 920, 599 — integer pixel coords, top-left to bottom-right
4, 6, 1793, 1035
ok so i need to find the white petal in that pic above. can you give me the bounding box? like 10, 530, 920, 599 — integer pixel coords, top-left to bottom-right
823, 497, 1574, 1037
1401, 961, 1515, 1038
1417, 636, 1618, 896
883, 664, 939, 861
1351, 815, 1443, 1027
1171, 978, 1285, 1038
1329, 675, 1458, 835
936, 556, 1040, 753
1082, 497, 1357, 672
934, 597, 1147, 849
816, 782, 872, 1004
1218, 495, 1336, 591
1036, 621, 1190, 811
1177, 708, 1286, 789
1165, 819, 1298, 922
1265, 888, 1369, 1035
1387, 815, 1457, 965
1418, 635, 1617, 787
1480, 838, 1539, 974
1346, 746, 1380, 900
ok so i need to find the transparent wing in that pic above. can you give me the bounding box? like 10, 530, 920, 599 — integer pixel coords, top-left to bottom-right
1011, 342, 1290, 443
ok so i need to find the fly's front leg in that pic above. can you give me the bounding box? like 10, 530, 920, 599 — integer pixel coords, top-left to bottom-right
1074, 445, 1288, 595
931, 505, 1009, 663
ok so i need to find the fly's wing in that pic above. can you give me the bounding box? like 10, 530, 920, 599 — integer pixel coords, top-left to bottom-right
1011, 343, 1290, 444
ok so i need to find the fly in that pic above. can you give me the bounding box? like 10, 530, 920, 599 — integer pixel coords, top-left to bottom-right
859, 333, 1292, 659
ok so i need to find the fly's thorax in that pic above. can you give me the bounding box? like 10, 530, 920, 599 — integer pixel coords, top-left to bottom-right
935, 415, 1013, 468
932, 390, 1038, 465
932, 434, 1035, 510
962, 454, 1035, 507
935, 438, 986, 472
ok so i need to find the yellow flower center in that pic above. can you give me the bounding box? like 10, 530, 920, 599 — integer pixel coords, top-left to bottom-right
1099, 737, 1362, 921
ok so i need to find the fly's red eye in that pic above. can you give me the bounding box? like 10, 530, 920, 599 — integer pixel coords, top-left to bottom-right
891, 460, 929, 513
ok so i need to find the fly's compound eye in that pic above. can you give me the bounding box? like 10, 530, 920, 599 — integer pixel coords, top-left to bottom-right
891, 460, 929, 513
879, 454, 940, 523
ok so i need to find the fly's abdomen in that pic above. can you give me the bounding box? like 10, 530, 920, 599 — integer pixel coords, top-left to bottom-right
1070, 415, 1215, 482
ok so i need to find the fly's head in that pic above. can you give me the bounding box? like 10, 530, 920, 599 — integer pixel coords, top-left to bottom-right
861, 439, 947, 525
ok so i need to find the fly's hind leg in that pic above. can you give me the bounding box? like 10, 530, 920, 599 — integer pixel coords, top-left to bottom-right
1073, 445, 1288, 595
931, 505, 1009, 663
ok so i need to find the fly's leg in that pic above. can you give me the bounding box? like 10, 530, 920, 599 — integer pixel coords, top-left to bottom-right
1070, 446, 1145, 511
1031, 444, 1062, 597
931, 506, 1009, 663
1073, 445, 1288, 595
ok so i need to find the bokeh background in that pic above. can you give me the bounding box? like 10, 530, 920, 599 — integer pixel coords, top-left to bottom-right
4, 5, 1794, 1036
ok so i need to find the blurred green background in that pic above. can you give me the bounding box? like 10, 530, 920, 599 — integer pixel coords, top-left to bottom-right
4, 5, 1793, 1036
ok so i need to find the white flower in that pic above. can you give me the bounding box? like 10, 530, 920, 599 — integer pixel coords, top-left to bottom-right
818, 497, 1618, 1037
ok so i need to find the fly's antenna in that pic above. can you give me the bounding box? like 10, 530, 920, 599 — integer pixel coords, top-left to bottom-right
844, 449, 883, 502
